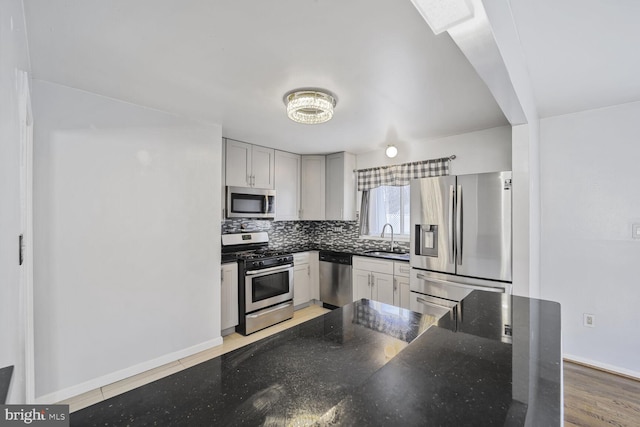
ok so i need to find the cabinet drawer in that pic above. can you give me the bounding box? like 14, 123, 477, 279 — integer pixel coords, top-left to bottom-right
353, 256, 393, 275
394, 262, 411, 277
293, 252, 310, 265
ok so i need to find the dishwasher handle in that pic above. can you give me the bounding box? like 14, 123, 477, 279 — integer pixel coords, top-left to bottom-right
319, 251, 353, 265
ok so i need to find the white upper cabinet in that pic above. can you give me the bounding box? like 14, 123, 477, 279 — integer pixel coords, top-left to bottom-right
300, 155, 326, 220
325, 152, 356, 220
274, 150, 301, 221
251, 145, 276, 189
225, 139, 251, 187
225, 139, 275, 189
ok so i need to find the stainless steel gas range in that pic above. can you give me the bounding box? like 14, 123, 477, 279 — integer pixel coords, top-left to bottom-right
222, 232, 294, 335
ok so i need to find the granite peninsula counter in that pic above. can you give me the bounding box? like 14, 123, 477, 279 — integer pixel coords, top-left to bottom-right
71, 293, 561, 426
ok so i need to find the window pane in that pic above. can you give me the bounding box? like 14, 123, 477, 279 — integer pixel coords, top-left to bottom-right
367, 185, 409, 236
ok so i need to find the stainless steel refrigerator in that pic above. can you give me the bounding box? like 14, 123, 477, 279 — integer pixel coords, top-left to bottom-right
409, 171, 513, 335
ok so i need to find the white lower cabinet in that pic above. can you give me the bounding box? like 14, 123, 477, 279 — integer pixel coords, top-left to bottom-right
309, 251, 320, 301
393, 262, 411, 310
353, 256, 410, 309
221, 262, 239, 332
354, 269, 373, 301
352, 257, 394, 305
293, 252, 312, 308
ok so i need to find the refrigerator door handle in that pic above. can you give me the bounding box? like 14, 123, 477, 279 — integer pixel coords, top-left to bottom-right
416, 273, 506, 293
456, 184, 463, 265
416, 296, 454, 310
448, 185, 455, 264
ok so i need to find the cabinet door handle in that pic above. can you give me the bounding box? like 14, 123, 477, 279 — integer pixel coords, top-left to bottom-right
393, 278, 397, 292
307, 265, 310, 276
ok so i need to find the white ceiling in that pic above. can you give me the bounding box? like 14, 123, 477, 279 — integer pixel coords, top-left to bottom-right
22, 1, 640, 154
508, 0, 640, 118
22, 0, 507, 154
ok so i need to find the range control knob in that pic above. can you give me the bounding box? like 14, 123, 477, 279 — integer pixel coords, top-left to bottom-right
258, 261, 265, 267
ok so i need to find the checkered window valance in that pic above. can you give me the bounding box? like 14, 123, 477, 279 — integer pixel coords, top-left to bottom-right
356, 157, 450, 191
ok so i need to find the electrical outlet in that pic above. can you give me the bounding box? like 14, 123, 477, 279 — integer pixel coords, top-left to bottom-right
633, 223, 640, 240
583, 313, 596, 328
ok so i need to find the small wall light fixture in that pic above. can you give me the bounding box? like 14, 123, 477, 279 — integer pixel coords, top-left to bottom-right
385, 145, 398, 158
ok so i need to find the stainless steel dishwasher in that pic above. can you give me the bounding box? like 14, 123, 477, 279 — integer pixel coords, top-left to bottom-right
319, 251, 353, 308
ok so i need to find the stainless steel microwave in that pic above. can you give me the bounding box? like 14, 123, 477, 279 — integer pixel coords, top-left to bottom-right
226, 186, 276, 219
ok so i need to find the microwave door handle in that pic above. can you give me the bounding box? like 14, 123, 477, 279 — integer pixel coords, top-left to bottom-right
264, 195, 269, 214
456, 184, 462, 265
449, 185, 455, 264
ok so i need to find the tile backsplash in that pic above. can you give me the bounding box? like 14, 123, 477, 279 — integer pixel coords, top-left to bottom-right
222, 219, 410, 253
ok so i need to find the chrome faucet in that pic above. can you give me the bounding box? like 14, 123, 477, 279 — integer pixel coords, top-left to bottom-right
381, 223, 395, 252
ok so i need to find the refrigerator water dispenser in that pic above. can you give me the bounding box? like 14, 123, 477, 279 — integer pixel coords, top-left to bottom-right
415, 224, 438, 257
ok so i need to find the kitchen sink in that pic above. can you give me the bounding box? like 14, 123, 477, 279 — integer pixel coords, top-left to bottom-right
363, 250, 410, 261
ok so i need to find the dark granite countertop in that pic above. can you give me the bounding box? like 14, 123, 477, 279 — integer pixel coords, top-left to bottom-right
319, 293, 562, 425
72, 294, 561, 426
0, 365, 13, 404
222, 246, 410, 263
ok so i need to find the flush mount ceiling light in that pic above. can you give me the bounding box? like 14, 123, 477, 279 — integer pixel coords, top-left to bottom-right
410, 0, 474, 35
283, 89, 337, 125
385, 145, 398, 158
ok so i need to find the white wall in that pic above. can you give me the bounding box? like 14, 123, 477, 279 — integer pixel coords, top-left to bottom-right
540, 101, 640, 377
0, 0, 31, 403
511, 123, 541, 298
32, 80, 223, 401
356, 125, 512, 174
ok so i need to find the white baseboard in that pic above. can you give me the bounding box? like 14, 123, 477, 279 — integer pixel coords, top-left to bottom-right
35, 336, 223, 404
563, 353, 640, 380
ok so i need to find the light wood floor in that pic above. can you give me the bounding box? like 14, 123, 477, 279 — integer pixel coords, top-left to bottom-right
61, 306, 640, 426
59, 304, 330, 412
564, 361, 640, 426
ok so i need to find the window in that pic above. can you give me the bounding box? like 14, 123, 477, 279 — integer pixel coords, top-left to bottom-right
364, 185, 410, 238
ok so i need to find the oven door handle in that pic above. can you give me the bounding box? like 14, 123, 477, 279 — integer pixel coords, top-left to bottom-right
416, 273, 505, 293
247, 301, 293, 318
245, 263, 293, 276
